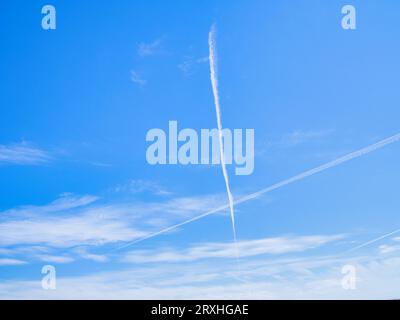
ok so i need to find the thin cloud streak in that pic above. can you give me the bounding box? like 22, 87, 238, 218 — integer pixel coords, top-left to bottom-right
123, 234, 344, 263
130, 70, 146, 86
0, 258, 27, 266
0, 143, 51, 165
137, 38, 162, 57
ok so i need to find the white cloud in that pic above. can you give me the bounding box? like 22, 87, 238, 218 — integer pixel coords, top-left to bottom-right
36, 255, 74, 264
137, 38, 163, 57
266, 129, 334, 149
0, 193, 226, 257
178, 56, 208, 76
0, 143, 51, 165
0, 194, 146, 248
0, 258, 27, 266
0, 209, 146, 248
113, 179, 171, 196
283, 130, 334, 146
81, 253, 108, 263
1, 194, 99, 218
123, 235, 344, 263
130, 70, 146, 86
111, 194, 226, 227
154, 195, 225, 217
379, 244, 400, 254
74, 248, 108, 263
0, 248, 13, 255
1, 252, 400, 299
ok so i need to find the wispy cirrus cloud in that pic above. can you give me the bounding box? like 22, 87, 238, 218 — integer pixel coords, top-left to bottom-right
113, 179, 172, 196
123, 234, 345, 264
0, 194, 146, 248
379, 245, 400, 254
268, 129, 334, 148
0, 207, 145, 248
0, 192, 226, 260
2, 251, 400, 299
36, 254, 74, 264
137, 38, 163, 57
149, 194, 225, 217
130, 70, 147, 86
0, 258, 27, 266
0, 143, 51, 165
378, 237, 400, 254
1, 193, 99, 218
73, 247, 108, 263
178, 56, 208, 76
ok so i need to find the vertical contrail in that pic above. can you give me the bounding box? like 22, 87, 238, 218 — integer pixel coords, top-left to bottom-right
208, 24, 237, 243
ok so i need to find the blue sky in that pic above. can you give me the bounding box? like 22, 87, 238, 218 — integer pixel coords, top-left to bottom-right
1, 0, 400, 299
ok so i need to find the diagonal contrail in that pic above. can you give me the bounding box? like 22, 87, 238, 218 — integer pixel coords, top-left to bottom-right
113, 132, 400, 251
347, 227, 400, 253
208, 24, 237, 243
